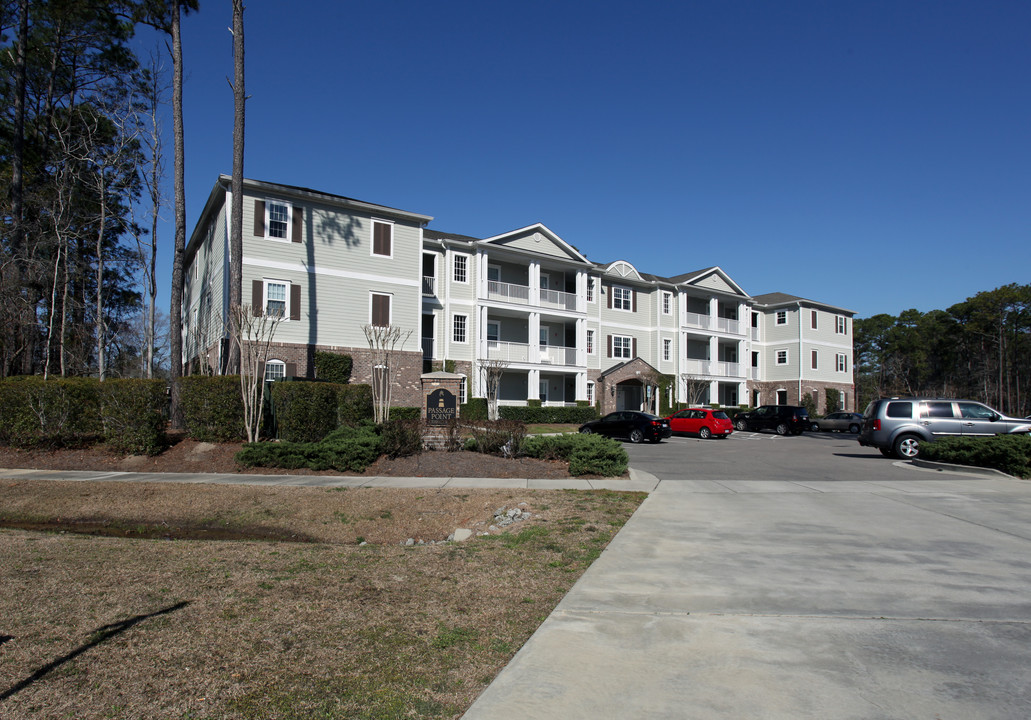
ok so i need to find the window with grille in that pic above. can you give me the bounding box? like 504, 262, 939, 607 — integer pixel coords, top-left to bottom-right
776, 349, 788, 365
454, 254, 468, 282
613, 286, 632, 310
268, 202, 289, 239
264, 360, 285, 382
613, 335, 632, 358
453, 314, 467, 343
266, 282, 287, 317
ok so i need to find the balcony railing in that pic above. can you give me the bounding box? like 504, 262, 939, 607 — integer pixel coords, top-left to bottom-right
422, 276, 436, 296
684, 311, 711, 329
683, 359, 745, 378
487, 280, 530, 304
716, 317, 742, 334
487, 341, 579, 366
540, 288, 577, 311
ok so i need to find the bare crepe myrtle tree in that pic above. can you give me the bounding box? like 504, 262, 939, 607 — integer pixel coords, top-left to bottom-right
480, 358, 508, 420
362, 324, 413, 424
230, 303, 283, 443
680, 374, 711, 407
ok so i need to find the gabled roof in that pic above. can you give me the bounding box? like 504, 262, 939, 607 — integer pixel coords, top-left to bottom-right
477, 223, 590, 264
752, 292, 855, 315
598, 260, 646, 282
666, 266, 749, 298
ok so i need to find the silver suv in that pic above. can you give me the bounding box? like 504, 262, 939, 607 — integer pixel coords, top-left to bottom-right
858, 397, 1031, 459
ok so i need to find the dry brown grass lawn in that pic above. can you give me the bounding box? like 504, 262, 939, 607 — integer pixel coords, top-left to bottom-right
0, 480, 644, 720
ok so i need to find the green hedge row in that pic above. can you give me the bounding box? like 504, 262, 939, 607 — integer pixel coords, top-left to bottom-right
0, 376, 166, 454
498, 405, 599, 424
521, 433, 629, 476
180, 376, 245, 442
920, 435, 1031, 478
236, 422, 383, 472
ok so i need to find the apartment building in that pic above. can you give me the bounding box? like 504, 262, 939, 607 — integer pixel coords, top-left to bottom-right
183, 177, 855, 413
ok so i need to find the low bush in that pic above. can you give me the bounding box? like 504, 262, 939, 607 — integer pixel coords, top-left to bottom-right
236, 422, 382, 472
460, 398, 488, 422
180, 376, 245, 442
0, 376, 101, 447
388, 406, 421, 421
921, 435, 1031, 478
270, 381, 341, 443
469, 420, 526, 456
338, 384, 374, 425
379, 417, 423, 458
499, 405, 599, 424
522, 433, 629, 476
99, 379, 167, 455
313, 351, 353, 384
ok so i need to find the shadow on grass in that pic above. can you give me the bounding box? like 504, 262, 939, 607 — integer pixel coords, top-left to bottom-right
0, 601, 190, 701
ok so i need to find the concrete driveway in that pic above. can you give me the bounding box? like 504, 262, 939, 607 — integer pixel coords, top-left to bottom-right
462, 433, 1031, 719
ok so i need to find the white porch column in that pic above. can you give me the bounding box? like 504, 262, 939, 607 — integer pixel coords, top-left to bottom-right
530, 262, 540, 306
478, 250, 488, 299
738, 302, 749, 334
576, 318, 586, 366
737, 381, 748, 408
709, 379, 719, 406
708, 297, 718, 329
708, 336, 718, 374
479, 306, 489, 361
737, 339, 746, 377
528, 368, 541, 401
576, 371, 586, 401
529, 312, 540, 362
576, 270, 587, 313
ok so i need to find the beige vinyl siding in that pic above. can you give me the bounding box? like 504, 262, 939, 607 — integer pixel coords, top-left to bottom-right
501, 234, 575, 258
185, 206, 227, 360
763, 309, 798, 343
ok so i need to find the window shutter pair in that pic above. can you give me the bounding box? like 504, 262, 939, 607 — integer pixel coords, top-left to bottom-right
253, 199, 302, 242
250, 279, 301, 321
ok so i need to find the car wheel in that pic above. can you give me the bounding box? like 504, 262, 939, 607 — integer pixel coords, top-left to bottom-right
699, 426, 712, 440
579, 427, 592, 435
629, 428, 644, 443
735, 419, 748, 431
810, 422, 820, 432
775, 422, 789, 436
848, 423, 860, 434
893, 434, 921, 459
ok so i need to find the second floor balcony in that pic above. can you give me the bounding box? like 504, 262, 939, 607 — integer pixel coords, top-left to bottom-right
487, 341, 579, 366
682, 358, 744, 378
487, 280, 577, 311
684, 311, 743, 335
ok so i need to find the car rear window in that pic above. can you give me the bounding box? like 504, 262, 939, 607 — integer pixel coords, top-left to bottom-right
886, 402, 912, 418
713, 411, 729, 419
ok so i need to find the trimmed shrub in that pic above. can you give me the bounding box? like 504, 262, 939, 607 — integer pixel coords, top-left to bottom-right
460, 398, 488, 422
522, 432, 629, 476
338, 384, 374, 425
388, 406, 421, 421
469, 420, 526, 456
180, 376, 245, 442
99, 379, 166, 455
499, 405, 599, 424
921, 435, 1031, 478
314, 351, 352, 384
236, 422, 381, 472
270, 381, 341, 443
0, 376, 101, 447
379, 417, 423, 458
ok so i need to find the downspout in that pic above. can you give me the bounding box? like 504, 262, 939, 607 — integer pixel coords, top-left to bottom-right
797, 301, 803, 404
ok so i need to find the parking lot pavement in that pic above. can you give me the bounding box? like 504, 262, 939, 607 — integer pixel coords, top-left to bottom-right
464, 432, 1031, 719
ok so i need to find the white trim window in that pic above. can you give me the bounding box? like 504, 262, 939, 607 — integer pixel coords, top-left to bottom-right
371, 219, 393, 257
613, 286, 632, 311
586, 329, 595, 355
613, 335, 632, 359
453, 314, 468, 343
265, 280, 288, 318
587, 278, 595, 302
459, 376, 467, 404
776, 310, 787, 325
836, 316, 848, 334
267, 200, 291, 241
836, 353, 848, 372
663, 338, 672, 362
811, 349, 818, 370
264, 359, 286, 382
586, 381, 595, 405
662, 291, 672, 315
811, 310, 818, 329
776, 349, 788, 365
370, 292, 391, 327
453, 254, 469, 283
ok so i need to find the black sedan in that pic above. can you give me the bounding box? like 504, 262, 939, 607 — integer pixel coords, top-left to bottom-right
579, 411, 672, 443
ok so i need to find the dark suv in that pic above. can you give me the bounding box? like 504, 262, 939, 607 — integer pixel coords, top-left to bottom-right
733, 405, 810, 435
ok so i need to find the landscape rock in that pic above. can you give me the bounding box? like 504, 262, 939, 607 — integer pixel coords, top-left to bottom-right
453, 528, 473, 542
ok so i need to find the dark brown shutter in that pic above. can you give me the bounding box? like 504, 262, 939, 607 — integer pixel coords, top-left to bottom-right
607, 335, 612, 358
257, 361, 265, 380
632, 290, 637, 312
285, 362, 297, 378
632, 338, 637, 357
606, 286, 612, 309
374, 222, 391, 255
292, 206, 303, 243
372, 294, 390, 326
251, 280, 263, 316
290, 283, 301, 321
254, 200, 265, 237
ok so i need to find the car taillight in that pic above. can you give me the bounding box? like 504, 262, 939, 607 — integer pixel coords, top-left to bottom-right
872, 419, 880, 431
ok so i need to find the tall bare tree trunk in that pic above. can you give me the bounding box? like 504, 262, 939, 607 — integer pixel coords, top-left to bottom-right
8, 0, 30, 375
228, 0, 245, 374
96, 182, 106, 380
169, 0, 186, 423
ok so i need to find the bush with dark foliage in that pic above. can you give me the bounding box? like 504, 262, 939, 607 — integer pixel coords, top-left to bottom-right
522, 433, 629, 476
181, 376, 245, 442
921, 435, 1031, 478
270, 381, 341, 443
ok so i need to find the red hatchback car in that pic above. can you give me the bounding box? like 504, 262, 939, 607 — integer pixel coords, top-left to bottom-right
665, 408, 734, 439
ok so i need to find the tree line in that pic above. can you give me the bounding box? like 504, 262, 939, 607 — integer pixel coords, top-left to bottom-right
854, 283, 1031, 417
0, 0, 201, 381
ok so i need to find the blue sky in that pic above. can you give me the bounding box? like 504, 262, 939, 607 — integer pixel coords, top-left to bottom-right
135, 0, 1030, 319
